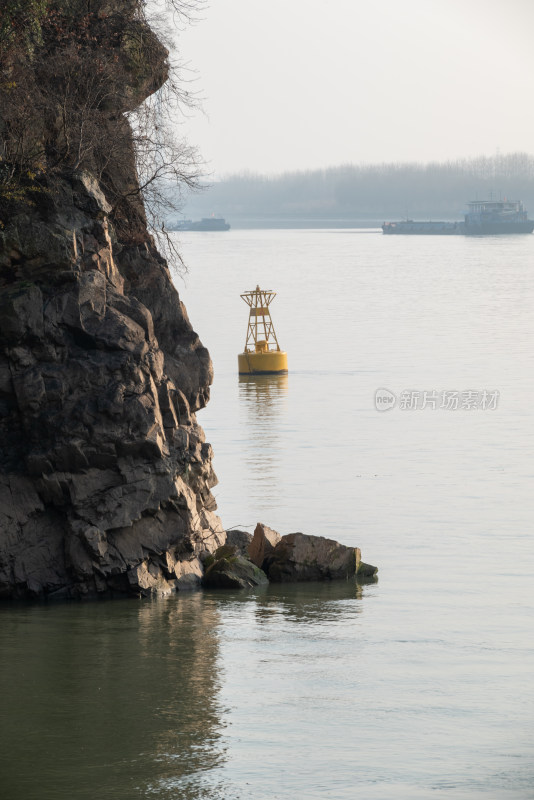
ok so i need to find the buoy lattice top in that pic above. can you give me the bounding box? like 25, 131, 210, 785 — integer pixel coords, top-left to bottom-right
240, 285, 282, 353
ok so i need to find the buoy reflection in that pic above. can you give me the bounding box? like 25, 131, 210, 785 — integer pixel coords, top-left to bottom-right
238, 374, 289, 508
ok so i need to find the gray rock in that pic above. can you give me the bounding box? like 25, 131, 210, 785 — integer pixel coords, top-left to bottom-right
72, 171, 112, 216
225, 529, 253, 556
173, 557, 204, 591
203, 544, 269, 590
248, 522, 281, 568
265, 532, 361, 583
356, 561, 379, 580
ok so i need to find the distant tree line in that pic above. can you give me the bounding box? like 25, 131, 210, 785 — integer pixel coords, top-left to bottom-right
174, 153, 534, 223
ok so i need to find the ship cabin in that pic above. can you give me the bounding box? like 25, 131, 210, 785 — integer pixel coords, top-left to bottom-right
465, 200, 527, 222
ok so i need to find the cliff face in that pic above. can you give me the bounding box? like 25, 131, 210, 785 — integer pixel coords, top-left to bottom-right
0, 172, 225, 599
0, 2, 225, 599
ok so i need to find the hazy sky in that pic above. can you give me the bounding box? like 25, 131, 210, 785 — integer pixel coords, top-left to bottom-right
168, 0, 534, 176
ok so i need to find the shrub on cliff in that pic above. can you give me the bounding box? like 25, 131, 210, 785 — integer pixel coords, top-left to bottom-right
0, 0, 202, 251
0, 0, 48, 55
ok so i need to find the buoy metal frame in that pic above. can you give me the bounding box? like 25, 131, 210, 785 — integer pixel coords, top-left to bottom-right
238, 285, 288, 374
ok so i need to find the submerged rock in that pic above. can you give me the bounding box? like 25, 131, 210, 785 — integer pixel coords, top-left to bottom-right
357, 561, 379, 579
265, 532, 361, 583
202, 544, 269, 590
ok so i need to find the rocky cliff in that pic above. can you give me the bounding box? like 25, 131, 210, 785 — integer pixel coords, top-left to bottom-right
0, 1, 225, 599
0, 172, 225, 599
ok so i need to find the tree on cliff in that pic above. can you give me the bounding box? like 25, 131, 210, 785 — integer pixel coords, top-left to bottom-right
0, 0, 202, 254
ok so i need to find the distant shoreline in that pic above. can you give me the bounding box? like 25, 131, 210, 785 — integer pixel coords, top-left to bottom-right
165, 153, 534, 230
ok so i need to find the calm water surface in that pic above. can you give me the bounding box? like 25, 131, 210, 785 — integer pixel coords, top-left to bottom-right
1, 230, 533, 799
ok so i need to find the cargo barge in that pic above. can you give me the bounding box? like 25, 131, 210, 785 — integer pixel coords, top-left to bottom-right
382, 220, 462, 235
171, 217, 230, 231
382, 200, 534, 235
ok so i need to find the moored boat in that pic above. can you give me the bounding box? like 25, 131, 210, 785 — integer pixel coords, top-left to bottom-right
172, 217, 230, 231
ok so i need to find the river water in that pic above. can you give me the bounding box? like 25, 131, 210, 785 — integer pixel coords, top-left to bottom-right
1, 229, 533, 799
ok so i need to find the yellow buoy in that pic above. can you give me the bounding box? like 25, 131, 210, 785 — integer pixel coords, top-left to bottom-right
238, 286, 288, 375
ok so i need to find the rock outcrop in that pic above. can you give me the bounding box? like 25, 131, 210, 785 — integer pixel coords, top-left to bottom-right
218, 523, 378, 587
204, 527, 377, 589
264, 532, 362, 583
0, 171, 225, 599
